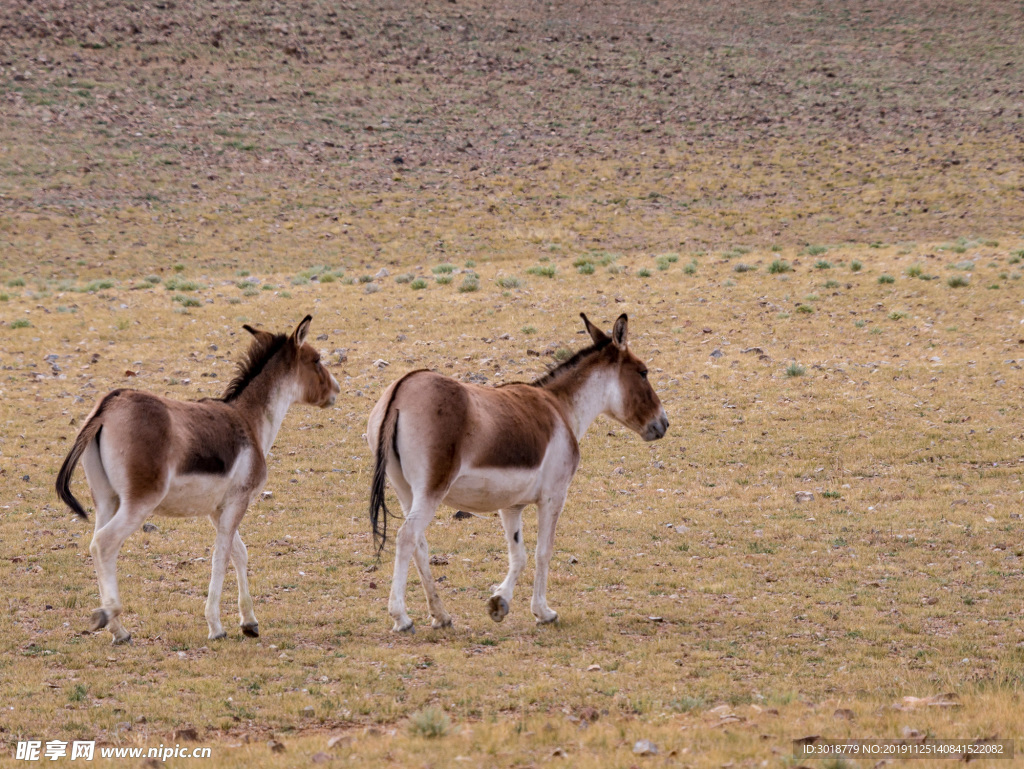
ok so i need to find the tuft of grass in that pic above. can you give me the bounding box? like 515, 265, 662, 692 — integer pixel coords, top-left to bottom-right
144, 274, 161, 284
432, 263, 456, 275
395, 274, 414, 284
637, 267, 652, 278
172, 295, 201, 307
164, 276, 203, 291
83, 279, 115, 292
733, 263, 756, 273
947, 275, 969, 288
768, 259, 792, 274
888, 311, 908, 320
805, 245, 828, 256
814, 260, 832, 270
10, 318, 31, 328
291, 275, 311, 286
796, 304, 814, 314
878, 274, 895, 284
358, 275, 374, 284
410, 278, 429, 290
905, 264, 924, 278
785, 362, 806, 377
408, 706, 450, 738
554, 348, 573, 362
458, 275, 479, 293
682, 260, 698, 275
526, 264, 556, 278
435, 275, 453, 285
850, 260, 863, 272
521, 325, 537, 334
7, 277, 26, 287
823, 280, 840, 289
496, 276, 521, 289
577, 262, 595, 275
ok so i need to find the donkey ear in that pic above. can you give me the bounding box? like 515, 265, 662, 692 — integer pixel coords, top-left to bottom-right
580, 313, 609, 345
291, 314, 313, 346
611, 314, 628, 349
242, 324, 260, 337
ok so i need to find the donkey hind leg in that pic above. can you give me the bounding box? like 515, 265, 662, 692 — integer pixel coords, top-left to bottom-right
388, 497, 440, 633
488, 505, 527, 623
88, 500, 151, 644
206, 504, 246, 640
231, 531, 259, 637
412, 530, 452, 629
531, 493, 567, 625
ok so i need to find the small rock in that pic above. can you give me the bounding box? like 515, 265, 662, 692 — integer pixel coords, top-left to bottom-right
22, 475, 30, 482
453, 510, 473, 520
368, 581, 376, 589
633, 739, 658, 756
586, 664, 602, 672
648, 616, 664, 623
173, 727, 199, 742
316, 333, 328, 341
567, 555, 579, 564
921, 596, 938, 605
795, 491, 814, 504
674, 524, 689, 533
124, 370, 137, 377
142, 522, 158, 533
268, 739, 286, 753
373, 359, 389, 369
710, 348, 723, 359
429, 554, 449, 566
550, 747, 567, 758
303, 706, 315, 715
326, 735, 348, 749
311, 752, 331, 764
740, 347, 764, 355
261, 491, 273, 499
374, 268, 389, 279
498, 333, 511, 340
833, 708, 855, 720
396, 333, 407, 342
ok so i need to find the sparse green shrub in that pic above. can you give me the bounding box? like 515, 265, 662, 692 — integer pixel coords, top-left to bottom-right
814, 260, 832, 270
165, 277, 203, 291
733, 263, 756, 273
358, 275, 373, 284
173, 264, 185, 273
408, 707, 450, 738
823, 280, 840, 289
554, 348, 572, 362
577, 262, 595, 275
242, 287, 259, 297
682, 260, 697, 275
1009, 251, 1023, 264
145, 275, 161, 284
464, 260, 476, 269
319, 273, 337, 284
0, 293, 9, 302
889, 311, 908, 320
905, 264, 923, 278
637, 268, 652, 278
850, 260, 863, 272
10, 318, 31, 328
526, 265, 556, 278
291, 275, 311, 286
395, 274, 413, 284
796, 304, 814, 314
410, 278, 428, 290
496, 276, 521, 289
952, 260, 974, 271
458, 276, 479, 293
432, 263, 456, 275
785, 362, 806, 377
173, 295, 201, 307
7, 277, 25, 287
947, 275, 969, 288
806, 245, 828, 257
878, 274, 895, 284
84, 279, 115, 292
768, 259, 792, 274
435, 275, 453, 285
655, 256, 673, 271
521, 325, 537, 334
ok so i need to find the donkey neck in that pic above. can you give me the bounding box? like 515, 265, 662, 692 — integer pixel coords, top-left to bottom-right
232, 370, 300, 456
541, 364, 615, 442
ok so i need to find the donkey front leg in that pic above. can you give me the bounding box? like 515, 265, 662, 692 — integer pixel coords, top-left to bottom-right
531, 494, 566, 625
206, 505, 246, 640
230, 531, 259, 637
488, 505, 527, 623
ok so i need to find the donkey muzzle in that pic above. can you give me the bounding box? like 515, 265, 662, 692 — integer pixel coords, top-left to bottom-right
643, 412, 669, 441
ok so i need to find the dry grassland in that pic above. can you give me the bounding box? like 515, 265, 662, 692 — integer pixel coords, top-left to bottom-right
1, 1, 1024, 766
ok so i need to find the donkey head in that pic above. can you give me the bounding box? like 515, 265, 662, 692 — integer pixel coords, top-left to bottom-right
242, 315, 340, 408
581, 313, 669, 441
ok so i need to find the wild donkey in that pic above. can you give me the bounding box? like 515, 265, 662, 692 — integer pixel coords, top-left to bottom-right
368, 313, 668, 632
56, 316, 340, 643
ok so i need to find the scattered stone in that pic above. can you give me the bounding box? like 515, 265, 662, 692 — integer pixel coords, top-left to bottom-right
674, 524, 689, 534
898, 693, 960, 710
173, 727, 199, 742
833, 708, 855, 720
710, 348, 724, 359
316, 333, 328, 341
311, 752, 331, 764
142, 522, 158, 533
648, 616, 664, 623
429, 554, 449, 566
586, 664, 601, 672
374, 268, 389, 279
396, 333, 407, 342
921, 596, 938, 605
124, 370, 137, 377
740, 347, 764, 355
499, 333, 511, 340
303, 706, 315, 715
795, 491, 814, 503
453, 510, 473, 520
373, 359, 389, 368
326, 735, 349, 749
633, 739, 658, 756
268, 739, 286, 753
568, 555, 579, 564
261, 491, 273, 499
550, 747, 567, 758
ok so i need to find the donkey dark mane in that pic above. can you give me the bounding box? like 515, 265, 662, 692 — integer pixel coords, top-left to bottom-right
222, 332, 288, 402
531, 337, 611, 388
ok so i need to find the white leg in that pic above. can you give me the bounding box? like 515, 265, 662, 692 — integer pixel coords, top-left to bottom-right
231, 531, 259, 637
89, 502, 150, 644
388, 499, 439, 633
488, 505, 527, 622
206, 504, 246, 640
411, 532, 452, 629
531, 495, 566, 625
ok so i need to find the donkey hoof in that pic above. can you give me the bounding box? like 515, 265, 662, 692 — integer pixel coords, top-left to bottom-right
534, 611, 559, 626
111, 633, 132, 646
241, 622, 260, 638
209, 631, 228, 641
430, 616, 453, 630
392, 620, 415, 634
89, 608, 109, 632
487, 595, 509, 623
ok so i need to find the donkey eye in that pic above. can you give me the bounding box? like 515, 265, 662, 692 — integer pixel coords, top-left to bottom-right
639, 370, 648, 380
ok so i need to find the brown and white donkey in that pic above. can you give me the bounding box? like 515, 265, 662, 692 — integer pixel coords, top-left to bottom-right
368, 313, 668, 632
56, 315, 339, 643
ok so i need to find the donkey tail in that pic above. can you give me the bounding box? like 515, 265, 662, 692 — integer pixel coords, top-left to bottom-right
369, 371, 426, 556
55, 390, 120, 520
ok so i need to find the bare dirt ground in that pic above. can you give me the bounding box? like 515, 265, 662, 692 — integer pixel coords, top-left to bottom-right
1, 1, 1023, 767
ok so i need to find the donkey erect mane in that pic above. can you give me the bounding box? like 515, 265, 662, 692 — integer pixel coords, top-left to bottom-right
221, 331, 288, 402
530, 337, 612, 388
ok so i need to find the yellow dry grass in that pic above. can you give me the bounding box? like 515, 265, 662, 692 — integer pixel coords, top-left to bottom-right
1, 243, 1023, 766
